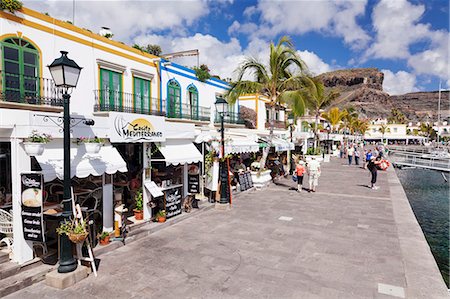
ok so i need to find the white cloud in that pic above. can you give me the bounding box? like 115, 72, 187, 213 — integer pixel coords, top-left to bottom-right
237, 0, 370, 49
297, 50, 332, 76
366, 0, 449, 81
23, 0, 208, 42
382, 69, 419, 95
227, 21, 258, 36
243, 5, 257, 19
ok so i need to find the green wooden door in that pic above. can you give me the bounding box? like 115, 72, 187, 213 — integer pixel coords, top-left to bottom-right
1, 38, 39, 103
134, 77, 150, 113
167, 80, 181, 118
100, 68, 122, 110
188, 85, 198, 120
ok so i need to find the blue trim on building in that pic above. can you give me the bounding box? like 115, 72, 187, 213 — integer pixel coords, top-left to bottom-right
161, 59, 230, 90
159, 60, 162, 112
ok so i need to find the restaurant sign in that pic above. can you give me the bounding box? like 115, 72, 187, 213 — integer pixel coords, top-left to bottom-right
109, 112, 165, 143
21, 173, 45, 242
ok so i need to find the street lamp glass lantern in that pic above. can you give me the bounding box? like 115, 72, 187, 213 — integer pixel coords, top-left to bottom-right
48, 51, 82, 88
288, 118, 294, 125
215, 97, 228, 115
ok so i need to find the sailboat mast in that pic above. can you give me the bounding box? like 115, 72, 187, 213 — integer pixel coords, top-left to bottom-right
437, 80, 441, 144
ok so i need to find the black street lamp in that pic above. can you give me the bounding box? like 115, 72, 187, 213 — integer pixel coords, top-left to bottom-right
214, 96, 229, 205
326, 124, 331, 154
288, 118, 294, 174
48, 51, 82, 274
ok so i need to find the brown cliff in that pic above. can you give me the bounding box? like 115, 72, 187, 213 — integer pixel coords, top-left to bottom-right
317, 68, 448, 122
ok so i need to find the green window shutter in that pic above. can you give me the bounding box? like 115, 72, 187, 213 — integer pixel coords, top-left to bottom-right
188, 85, 198, 120
100, 68, 122, 110
167, 80, 181, 118
133, 77, 151, 114
2, 37, 40, 104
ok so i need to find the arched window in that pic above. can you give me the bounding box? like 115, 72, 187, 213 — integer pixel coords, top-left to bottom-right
187, 84, 198, 120
167, 80, 181, 118
1, 37, 40, 103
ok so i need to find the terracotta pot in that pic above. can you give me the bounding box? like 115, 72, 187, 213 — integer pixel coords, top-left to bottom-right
158, 216, 166, 223
68, 232, 88, 244
99, 236, 110, 245
134, 209, 143, 220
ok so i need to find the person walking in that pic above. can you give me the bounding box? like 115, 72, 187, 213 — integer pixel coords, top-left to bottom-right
354, 146, 360, 165
307, 157, 321, 192
347, 145, 355, 165
295, 161, 306, 192
367, 156, 381, 189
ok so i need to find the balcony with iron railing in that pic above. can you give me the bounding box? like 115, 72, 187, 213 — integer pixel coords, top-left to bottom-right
0, 71, 63, 108
166, 102, 211, 122
215, 112, 245, 125
93, 90, 165, 116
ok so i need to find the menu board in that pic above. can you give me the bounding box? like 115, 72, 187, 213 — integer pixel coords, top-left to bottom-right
238, 172, 254, 191
188, 174, 200, 194
21, 173, 45, 242
165, 186, 182, 219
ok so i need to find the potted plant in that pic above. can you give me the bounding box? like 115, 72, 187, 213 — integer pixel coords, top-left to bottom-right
97, 231, 110, 245
77, 136, 104, 154
305, 147, 323, 162
156, 210, 166, 222
23, 130, 52, 156
134, 189, 144, 220
56, 219, 88, 244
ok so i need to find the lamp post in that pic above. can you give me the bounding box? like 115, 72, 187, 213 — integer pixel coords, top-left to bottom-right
214, 96, 229, 205
48, 51, 82, 273
326, 124, 331, 154
287, 118, 294, 174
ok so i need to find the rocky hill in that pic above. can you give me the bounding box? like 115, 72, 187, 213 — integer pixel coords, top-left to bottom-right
317, 68, 448, 122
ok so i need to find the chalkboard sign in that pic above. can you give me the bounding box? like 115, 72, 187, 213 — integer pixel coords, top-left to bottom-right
21, 173, 45, 242
238, 171, 254, 191
188, 174, 200, 194
165, 186, 182, 219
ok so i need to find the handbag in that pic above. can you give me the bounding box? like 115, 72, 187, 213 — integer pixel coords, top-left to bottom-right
292, 173, 298, 182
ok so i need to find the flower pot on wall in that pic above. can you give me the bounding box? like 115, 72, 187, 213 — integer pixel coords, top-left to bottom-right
251, 169, 272, 189
23, 142, 45, 156
84, 143, 102, 154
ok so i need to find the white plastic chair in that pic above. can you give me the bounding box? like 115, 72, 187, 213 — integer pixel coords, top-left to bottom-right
0, 209, 13, 251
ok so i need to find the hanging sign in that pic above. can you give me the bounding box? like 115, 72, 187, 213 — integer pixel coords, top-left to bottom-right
109, 112, 165, 143
21, 173, 45, 242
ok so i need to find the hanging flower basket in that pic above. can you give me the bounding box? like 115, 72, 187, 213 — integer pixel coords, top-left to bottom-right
23, 142, 45, 156
68, 232, 89, 244
84, 142, 102, 154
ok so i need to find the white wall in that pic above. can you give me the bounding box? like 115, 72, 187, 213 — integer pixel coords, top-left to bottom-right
1, 11, 158, 115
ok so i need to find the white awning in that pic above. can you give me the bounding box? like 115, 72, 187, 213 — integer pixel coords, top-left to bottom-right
225, 139, 260, 154
272, 138, 295, 152
36, 142, 128, 182
159, 140, 202, 166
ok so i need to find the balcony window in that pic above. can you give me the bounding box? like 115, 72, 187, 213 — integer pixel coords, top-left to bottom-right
167, 79, 181, 118
187, 84, 198, 120
100, 68, 122, 110
133, 77, 150, 113
1, 37, 40, 103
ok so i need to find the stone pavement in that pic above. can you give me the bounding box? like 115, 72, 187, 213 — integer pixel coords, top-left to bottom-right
6, 158, 449, 299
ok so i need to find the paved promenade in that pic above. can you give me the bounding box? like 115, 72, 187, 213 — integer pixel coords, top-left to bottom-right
6, 158, 449, 298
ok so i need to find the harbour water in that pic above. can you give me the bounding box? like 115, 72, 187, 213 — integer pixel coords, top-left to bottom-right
396, 168, 449, 287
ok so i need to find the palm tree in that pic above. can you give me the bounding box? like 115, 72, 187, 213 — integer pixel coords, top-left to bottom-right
379, 124, 390, 144
321, 107, 347, 133
227, 36, 307, 167
352, 119, 370, 139
340, 107, 358, 135
420, 123, 436, 140
299, 77, 339, 148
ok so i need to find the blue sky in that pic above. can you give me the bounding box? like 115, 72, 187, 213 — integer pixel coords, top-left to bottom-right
24, 0, 449, 95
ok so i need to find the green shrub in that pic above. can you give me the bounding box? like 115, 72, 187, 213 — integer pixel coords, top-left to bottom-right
1, 0, 22, 13
306, 147, 322, 155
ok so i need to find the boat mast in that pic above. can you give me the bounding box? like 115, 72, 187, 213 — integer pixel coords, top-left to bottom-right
437, 80, 441, 146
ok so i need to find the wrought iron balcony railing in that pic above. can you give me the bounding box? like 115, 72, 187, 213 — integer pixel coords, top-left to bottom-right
215, 112, 245, 125
0, 71, 63, 107
265, 120, 287, 129
93, 90, 165, 116
166, 102, 211, 121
